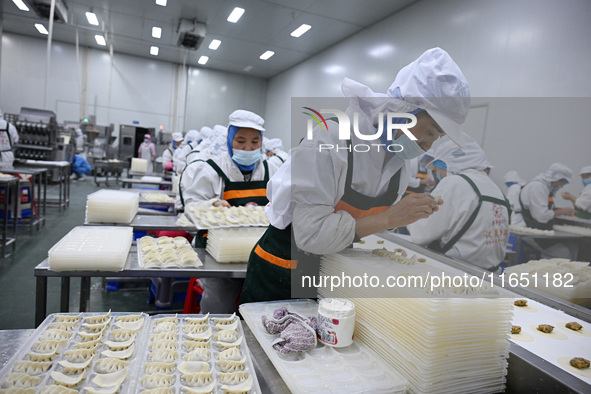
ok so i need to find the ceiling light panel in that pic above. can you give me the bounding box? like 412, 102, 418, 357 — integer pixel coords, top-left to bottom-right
152, 27, 162, 39
291, 24, 311, 37
227, 7, 244, 23
198, 56, 209, 65
155, 0, 167, 6
34, 24, 48, 35
95, 35, 106, 46
209, 40, 221, 50
150, 46, 159, 56
260, 51, 274, 60
85, 12, 99, 26
12, 0, 29, 11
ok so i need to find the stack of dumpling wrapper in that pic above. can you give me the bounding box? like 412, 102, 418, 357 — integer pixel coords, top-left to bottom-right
48, 226, 133, 271
130, 158, 148, 173
206, 227, 266, 263
319, 248, 513, 394
86, 190, 139, 223
505, 258, 591, 306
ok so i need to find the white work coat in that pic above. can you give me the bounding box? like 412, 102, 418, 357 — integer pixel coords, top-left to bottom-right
266, 120, 409, 256
512, 180, 554, 226
407, 157, 423, 189
408, 169, 509, 271
173, 142, 198, 175
575, 183, 591, 213
0, 119, 19, 164
506, 183, 522, 213
178, 153, 280, 208
161, 147, 173, 170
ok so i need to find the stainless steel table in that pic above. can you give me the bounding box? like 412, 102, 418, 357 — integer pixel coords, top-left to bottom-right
510, 229, 588, 265
85, 214, 193, 232
121, 177, 173, 190
1, 167, 48, 234
93, 159, 127, 187
0, 328, 288, 393
18, 160, 70, 211
556, 215, 591, 229
0, 177, 19, 258
34, 246, 246, 326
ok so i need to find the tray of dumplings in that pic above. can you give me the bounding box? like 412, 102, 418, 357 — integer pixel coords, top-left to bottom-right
185, 202, 269, 230
133, 313, 261, 393
137, 236, 203, 269
0, 311, 148, 393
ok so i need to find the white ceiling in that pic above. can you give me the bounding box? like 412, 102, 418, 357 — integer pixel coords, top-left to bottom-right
1, 0, 417, 79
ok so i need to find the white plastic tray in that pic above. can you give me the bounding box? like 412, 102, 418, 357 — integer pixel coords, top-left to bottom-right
240, 299, 408, 394
206, 227, 266, 263
185, 202, 269, 230
86, 190, 139, 224
48, 226, 133, 271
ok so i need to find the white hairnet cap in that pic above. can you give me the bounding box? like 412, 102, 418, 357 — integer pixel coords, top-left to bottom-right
387, 48, 471, 148
265, 138, 284, 152
228, 109, 265, 131
172, 132, 183, 142
200, 126, 213, 139
504, 170, 525, 185
213, 125, 227, 137
547, 163, 573, 182
580, 166, 591, 175
184, 129, 200, 143
427, 133, 488, 175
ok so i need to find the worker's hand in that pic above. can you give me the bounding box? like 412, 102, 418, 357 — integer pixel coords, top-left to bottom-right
554, 207, 575, 217
213, 200, 231, 208
384, 193, 441, 228
420, 178, 435, 186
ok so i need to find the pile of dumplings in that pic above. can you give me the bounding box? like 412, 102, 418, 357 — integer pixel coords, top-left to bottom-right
139, 236, 203, 269
509, 224, 555, 236
137, 313, 255, 393
188, 204, 269, 229
0, 311, 145, 393
142, 193, 175, 203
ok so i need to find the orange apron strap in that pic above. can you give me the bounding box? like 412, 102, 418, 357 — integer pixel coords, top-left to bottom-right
334, 200, 389, 219
222, 188, 267, 201
254, 244, 297, 270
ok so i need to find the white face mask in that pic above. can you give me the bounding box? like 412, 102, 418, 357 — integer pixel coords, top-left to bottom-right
395, 133, 426, 160
232, 149, 262, 166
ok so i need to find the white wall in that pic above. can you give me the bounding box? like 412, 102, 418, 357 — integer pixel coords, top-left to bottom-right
264, 0, 591, 201
0, 33, 267, 140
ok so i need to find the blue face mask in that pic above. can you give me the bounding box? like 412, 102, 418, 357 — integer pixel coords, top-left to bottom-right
435, 172, 442, 181
551, 185, 562, 194
583, 178, 591, 187
394, 133, 426, 160
144, 139, 149, 143
232, 149, 261, 167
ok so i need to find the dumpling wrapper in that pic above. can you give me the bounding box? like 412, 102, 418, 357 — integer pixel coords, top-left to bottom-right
104, 336, 136, 350
51, 370, 86, 387
185, 327, 212, 341
101, 343, 135, 359
58, 356, 94, 370
177, 361, 210, 374
92, 368, 128, 388
181, 381, 216, 394
220, 375, 253, 394
115, 318, 144, 330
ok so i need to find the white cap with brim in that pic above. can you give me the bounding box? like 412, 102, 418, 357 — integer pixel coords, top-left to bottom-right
172, 132, 183, 142
228, 109, 265, 131
580, 166, 591, 175
426, 133, 488, 175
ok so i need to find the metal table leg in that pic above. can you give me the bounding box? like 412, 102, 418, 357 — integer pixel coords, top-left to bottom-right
79, 277, 91, 312
2, 181, 8, 259
60, 277, 70, 312
35, 276, 48, 327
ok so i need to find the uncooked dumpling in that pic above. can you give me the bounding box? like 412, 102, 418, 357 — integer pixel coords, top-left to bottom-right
181, 371, 213, 388
144, 362, 176, 375
216, 347, 242, 361
183, 339, 211, 351
140, 373, 174, 389
39, 329, 71, 342
181, 380, 216, 393
12, 361, 52, 376
177, 361, 210, 374
83, 310, 111, 324
54, 313, 82, 323
212, 313, 236, 325
184, 348, 210, 362
185, 314, 209, 325
149, 341, 178, 352
115, 318, 144, 330
218, 369, 249, 385
217, 358, 246, 373
104, 336, 135, 350
220, 375, 254, 394
214, 329, 238, 343
92, 368, 128, 388
50, 370, 86, 387
40, 385, 77, 394
1, 373, 41, 388
94, 358, 130, 374
149, 349, 177, 363
101, 343, 135, 360
150, 332, 178, 342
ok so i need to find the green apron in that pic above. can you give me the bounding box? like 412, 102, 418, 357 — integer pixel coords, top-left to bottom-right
240, 139, 402, 304
428, 174, 511, 272
193, 159, 270, 248
575, 207, 591, 220
518, 181, 555, 230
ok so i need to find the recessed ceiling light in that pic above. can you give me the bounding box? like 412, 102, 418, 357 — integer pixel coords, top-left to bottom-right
259, 51, 274, 60
198, 56, 209, 65
34, 23, 48, 35
209, 39, 221, 50
85, 12, 99, 26
12, 0, 29, 11
95, 35, 106, 46
290, 24, 311, 38
152, 26, 162, 39
227, 7, 244, 23
243, 65, 253, 72
155, 0, 167, 6
150, 46, 159, 56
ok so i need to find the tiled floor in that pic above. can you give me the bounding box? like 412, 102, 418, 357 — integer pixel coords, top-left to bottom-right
0, 178, 183, 330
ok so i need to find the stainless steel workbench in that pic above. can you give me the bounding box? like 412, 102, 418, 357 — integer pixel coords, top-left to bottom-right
85, 214, 192, 232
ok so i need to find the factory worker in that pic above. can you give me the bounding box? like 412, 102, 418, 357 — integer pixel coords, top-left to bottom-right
138, 133, 156, 173
70, 154, 92, 181
179, 110, 281, 313
185, 126, 214, 165
503, 170, 526, 216
512, 163, 574, 228
240, 47, 471, 304
562, 166, 591, 219
263, 137, 289, 167
407, 135, 511, 272
161, 132, 183, 173
173, 129, 200, 175
0, 108, 19, 165
405, 153, 435, 196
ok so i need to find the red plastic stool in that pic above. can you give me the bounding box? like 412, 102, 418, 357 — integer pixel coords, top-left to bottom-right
183, 278, 204, 313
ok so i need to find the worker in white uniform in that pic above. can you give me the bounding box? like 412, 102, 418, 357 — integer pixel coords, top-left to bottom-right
263, 137, 289, 167
179, 110, 280, 313
173, 129, 200, 175
0, 109, 20, 165
138, 134, 156, 173
513, 163, 577, 259
405, 155, 435, 196
240, 47, 471, 304
161, 132, 183, 173
184, 126, 212, 166
504, 170, 526, 214
407, 135, 511, 272
562, 166, 591, 219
